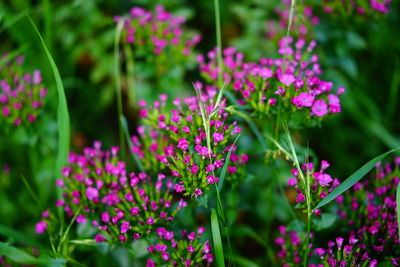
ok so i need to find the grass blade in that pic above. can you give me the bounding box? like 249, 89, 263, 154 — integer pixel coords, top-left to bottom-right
211, 208, 225, 267
28, 17, 70, 181
0, 242, 65, 266
218, 134, 240, 192
0, 225, 43, 248
314, 147, 399, 211
231, 255, 258, 267
214, 0, 223, 88
120, 115, 145, 173
114, 18, 126, 157
397, 180, 400, 243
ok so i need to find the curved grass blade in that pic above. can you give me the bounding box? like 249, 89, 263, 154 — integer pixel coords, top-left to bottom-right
231, 255, 258, 267
218, 134, 240, 192
114, 18, 126, 157
28, 17, 70, 181
69, 239, 97, 246
120, 115, 145, 173
397, 181, 400, 242
211, 208, 225, 267
314, 147, 399, 211
0, 242, 65, 266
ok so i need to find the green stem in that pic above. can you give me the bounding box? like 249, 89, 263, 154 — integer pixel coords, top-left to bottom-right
303, 212, 312, 267
283, 0, 296, 72
114, 19, 126, 159
123, 43, 136, 108
214, 0, 223, 88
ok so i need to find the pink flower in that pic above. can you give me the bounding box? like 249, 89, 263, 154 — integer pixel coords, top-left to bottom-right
174, 184, 185, 192
287, 178, 297, 186
121, 221, 130, 233
206, 175, 220, 184
194, 188, 203, 198
314, 172, 333, 186
177, 138, 189, 150
311, 99, 328, 117
212, 133, 224, 143
86, 187, 99, 201
279, 74, 295, 86
259, 68, 273, 78
35, 221, 47, 234
295, 193, 306, 203
292, 92, 314, 108
95, 234, 105, 243
76, 215, 86, 224
147, 217, 155, 225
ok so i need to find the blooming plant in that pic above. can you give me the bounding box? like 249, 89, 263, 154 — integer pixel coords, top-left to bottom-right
134, 94, 248, 197
275, 158, 400, 266
198, 37, 344, 130
313, 0, 392, 17
147, 227, 214, 266
116, 5, 200, 66
0, 54, 47, 128
287, 159, 340, 215
39, 142, 189, 244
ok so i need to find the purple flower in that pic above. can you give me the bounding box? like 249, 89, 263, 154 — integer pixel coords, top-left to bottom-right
212, 133, 224, 143
194, 188, 203, 198
177, 138, 189, 150
295, 193, 306, 203
121, 221, 130, 233
86, 187, 99, 201
279, 74, 296, 86
174, 184, 185, 192
314, 172, 333, 186
35, 221, 47, 234
311, 99, 328, 117
292, 92, 314, 108
95, 234, 105, 243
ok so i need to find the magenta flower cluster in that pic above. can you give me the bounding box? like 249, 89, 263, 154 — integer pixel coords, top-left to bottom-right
134, 94, 248, 198
38, 142, 189, 244
115, 5, 200, 57
318, 0, 392, 16
287, 159, 340, 215
146, 227, 214, 266
0, 54, 47, 127
198, 37, 344, 126
275, 158, 400, 266
333, 158, 400, 259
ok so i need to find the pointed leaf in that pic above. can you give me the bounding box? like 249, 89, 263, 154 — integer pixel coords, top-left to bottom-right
314, 148, 399, 211
211, 208, 225, 267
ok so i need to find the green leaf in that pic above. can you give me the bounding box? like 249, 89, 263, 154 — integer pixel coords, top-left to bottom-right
231, 255, 258, 267
0, 225, 43, 248
397, 180, 400, 243
28, 17, 70, 182
218, 134, 240, 192
314, 148, 399, 211
114, 18, 126, 156
0, 242, 65, 266
211, 208, 225, 267
313, 213, 336, 231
